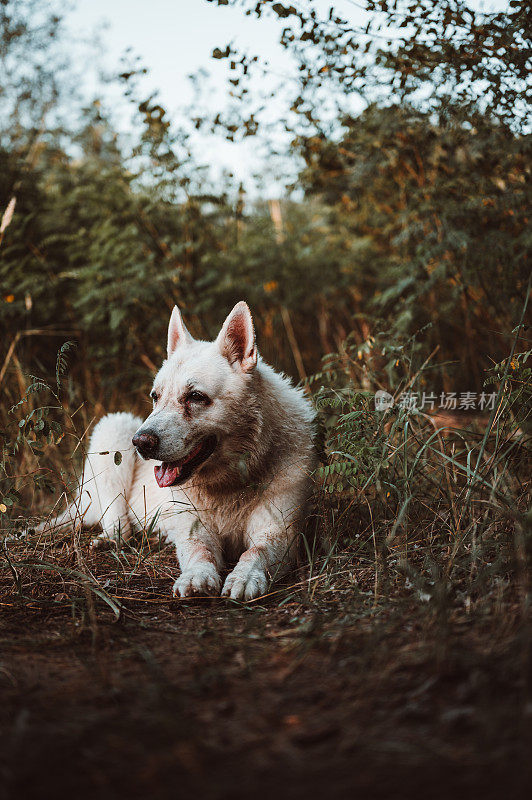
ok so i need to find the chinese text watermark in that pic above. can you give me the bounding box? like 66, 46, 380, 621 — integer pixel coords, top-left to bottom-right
374, 390, 497, 412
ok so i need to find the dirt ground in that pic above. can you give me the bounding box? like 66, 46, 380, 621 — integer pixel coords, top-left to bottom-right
1, 546, 531, 800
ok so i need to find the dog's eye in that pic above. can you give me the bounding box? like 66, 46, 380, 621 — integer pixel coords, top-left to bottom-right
150, 390, 158, 403
187, 390, 209, 404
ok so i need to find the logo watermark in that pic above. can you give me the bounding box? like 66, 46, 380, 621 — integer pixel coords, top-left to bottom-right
374, 391, 497, 412
374, 390, 394, 411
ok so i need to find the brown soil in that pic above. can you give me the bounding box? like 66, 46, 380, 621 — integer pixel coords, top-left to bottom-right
1, 548, 531, 800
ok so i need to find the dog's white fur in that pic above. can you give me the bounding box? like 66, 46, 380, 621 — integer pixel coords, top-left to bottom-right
49, 302, 315, 600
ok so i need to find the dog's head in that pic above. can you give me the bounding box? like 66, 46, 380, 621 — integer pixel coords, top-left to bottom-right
132, 301, 258, 488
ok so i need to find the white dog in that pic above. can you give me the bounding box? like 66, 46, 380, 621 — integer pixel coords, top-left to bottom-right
49, 302, 315, 600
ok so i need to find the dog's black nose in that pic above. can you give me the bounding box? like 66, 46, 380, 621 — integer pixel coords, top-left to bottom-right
132, 431, 159, 459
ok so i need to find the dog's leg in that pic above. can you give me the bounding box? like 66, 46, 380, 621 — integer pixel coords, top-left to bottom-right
169, 516, 223, 597
84, 412, 141, 549
222, 494, 300, 601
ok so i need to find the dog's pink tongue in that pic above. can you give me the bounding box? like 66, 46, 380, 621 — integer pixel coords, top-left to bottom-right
154, 462, 180, 488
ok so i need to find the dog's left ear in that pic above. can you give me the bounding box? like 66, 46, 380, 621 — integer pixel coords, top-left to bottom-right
217, 301, 257, 373
168, 305, 193, 356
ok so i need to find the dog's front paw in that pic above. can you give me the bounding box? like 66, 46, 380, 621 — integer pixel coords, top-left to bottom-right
173, 564, 222, 598
222, 566, 268, 601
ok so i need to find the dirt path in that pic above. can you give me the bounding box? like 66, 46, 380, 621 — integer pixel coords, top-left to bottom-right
1, 592, 531, 800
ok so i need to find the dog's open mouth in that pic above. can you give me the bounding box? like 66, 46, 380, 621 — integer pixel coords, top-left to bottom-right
154, 435, 217, 488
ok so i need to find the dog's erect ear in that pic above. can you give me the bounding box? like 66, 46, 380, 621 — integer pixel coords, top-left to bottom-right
217, 301, 257, 373
167, 306, 193, 356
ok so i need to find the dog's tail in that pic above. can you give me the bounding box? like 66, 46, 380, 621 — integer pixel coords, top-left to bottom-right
20, 490, 97, 540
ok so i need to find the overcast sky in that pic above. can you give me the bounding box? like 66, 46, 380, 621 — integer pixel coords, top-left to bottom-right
67, 0, 509, 194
